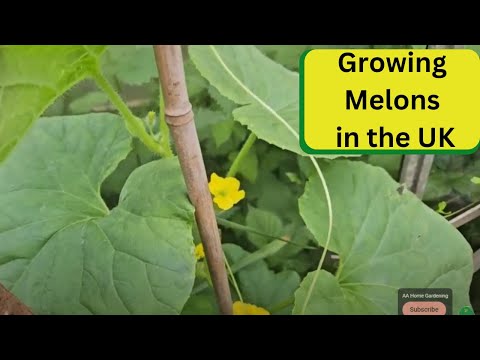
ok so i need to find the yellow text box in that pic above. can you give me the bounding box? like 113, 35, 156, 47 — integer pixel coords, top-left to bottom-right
300, 49, 480, 154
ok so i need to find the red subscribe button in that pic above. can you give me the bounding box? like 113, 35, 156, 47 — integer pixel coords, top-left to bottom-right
402, 301, 447, 315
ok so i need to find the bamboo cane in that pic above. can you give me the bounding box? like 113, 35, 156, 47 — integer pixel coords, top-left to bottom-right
153, 45, 233, 315
399, 45, 464, 199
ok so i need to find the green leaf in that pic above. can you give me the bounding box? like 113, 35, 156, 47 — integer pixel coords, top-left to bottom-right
245, 207, 284, 248
242, 171, 302, 225
102, 46, 157, 86
224, 244, 300, 314
257, 173, 300, 222
68, 91, 109, 114
298, 156, 316, 179
424, 158, 480, 202
367, 154, 402, 179
189, 45, 350, 159
472, 176, 480, 185
260, 145, 295, 173
212, 119, 235, 147
43, 97, 66, 117
191, 238, 288, 296
0, 114, 195, 314
296, 161, 473, 314
282, 251, 318, 276
257, 45, 382, 70
101, 138, 157, 205
267, 226, 315, 269
182, 288, 219, 315
195, 107, 226, 142
208, 86, 238, 114
423, 169, 455, 201
184, 58, 209, 100
0, 45, 107, 161
257, 45, 312, 70
286, 172, 303, 185
294, 270, 346, 313
195, 261, 212, 286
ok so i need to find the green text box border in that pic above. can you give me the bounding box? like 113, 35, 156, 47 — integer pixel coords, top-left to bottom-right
298, 49, 480, 156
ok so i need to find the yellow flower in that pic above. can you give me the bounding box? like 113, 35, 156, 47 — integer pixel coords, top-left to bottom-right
232, 301, 270, 315
195, 243, 205, 261
208, 173, 246, 211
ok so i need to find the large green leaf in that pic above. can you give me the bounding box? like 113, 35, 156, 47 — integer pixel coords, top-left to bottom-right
101, 138, 157, 208
181, 288, 219, 315
267, 226, 315, 270
189, 45, 349, 159
0, 45, 106, 161
184, 58, 209, 101
257, 45, 312, 70
213, 120, 235, 148
245, 206, 283, 249
0, 114, 195, 314
295, 161, 473, 314
224, 244, 300, 314
367, 154, 402, 179
102, 45, 158, 86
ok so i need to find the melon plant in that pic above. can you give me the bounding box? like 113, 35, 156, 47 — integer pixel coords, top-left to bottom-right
0, 45, 474, 315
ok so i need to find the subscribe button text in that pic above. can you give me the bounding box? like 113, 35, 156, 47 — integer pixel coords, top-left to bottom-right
402, 302, 447, 315
300, 49, 480, 155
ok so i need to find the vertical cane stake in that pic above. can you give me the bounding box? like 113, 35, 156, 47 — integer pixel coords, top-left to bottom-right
399, 45, 464, 199
153, 45, 233, 315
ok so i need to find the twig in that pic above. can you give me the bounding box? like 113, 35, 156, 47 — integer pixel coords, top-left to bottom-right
444, 201, 480, 219
448, 204, 480, 273
399, 46, 464, 199
449, 204, 480, 228
399, 155, 434, 199
0, 283, 33, 315
153, 45, 233, 315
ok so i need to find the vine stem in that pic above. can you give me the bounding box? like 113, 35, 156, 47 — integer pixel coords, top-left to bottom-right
300, 159, 333, 315
91, 67, 165, 157
216, 217, 317, 250
207, 45, 334, 315
192, 239, 287, 295
224, 254, 243, 302
227, 133, 257, 177
444, 201, 480, 219
158, 86, 174, 157
153, 45, 233, 315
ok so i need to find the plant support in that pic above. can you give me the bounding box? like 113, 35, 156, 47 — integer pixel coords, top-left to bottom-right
153, 45, 233, 315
